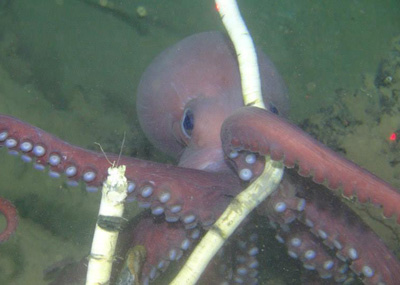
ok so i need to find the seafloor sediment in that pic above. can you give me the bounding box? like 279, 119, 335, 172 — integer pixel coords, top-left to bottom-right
300, 35, 400, 255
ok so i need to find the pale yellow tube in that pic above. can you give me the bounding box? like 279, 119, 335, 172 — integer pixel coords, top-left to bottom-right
86, 165, 128, 285
170, 0, 284, 284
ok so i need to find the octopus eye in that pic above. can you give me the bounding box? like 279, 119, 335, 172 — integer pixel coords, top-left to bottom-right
269, 103, 279, 115
181, 108, 194, 138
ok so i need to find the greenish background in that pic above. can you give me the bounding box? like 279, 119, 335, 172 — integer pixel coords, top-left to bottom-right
0, 0, 399, 284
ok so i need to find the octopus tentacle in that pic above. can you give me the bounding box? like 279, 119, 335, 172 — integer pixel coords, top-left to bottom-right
0, 198, 18, 242
221, 107, 400, 223
275, 224, 353, 282
257, 177, 306, 225
229, 226, 260, 284
298, 186, 400, 285
201, 224, 260, 284
128, 214, 201, 283
0, 115, 242, 229
261, 174, 400, 284
127, 215, 261, 284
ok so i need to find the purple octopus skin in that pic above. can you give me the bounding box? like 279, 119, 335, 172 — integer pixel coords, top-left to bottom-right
136, 31, 289, 172
0, 31, 400, 284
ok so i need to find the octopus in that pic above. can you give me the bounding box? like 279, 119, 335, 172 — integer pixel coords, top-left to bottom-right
1, 31, 400, 284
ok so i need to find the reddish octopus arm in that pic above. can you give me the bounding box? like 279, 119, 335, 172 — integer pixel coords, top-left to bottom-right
221, 107, 400, 223
0, 114, 242, 228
